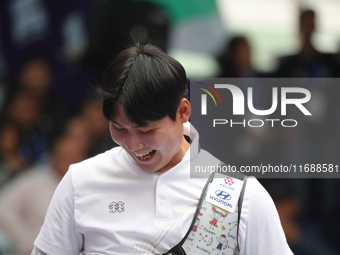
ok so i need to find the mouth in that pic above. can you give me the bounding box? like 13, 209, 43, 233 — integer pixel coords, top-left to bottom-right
133, 150, 156, 161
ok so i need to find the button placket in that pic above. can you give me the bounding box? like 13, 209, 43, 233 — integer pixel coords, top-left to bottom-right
155, 176, 168, 219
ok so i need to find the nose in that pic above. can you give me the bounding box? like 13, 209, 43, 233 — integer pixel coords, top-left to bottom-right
125, 131, 144, 151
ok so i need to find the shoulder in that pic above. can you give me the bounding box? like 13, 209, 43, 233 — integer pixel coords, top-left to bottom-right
244, 176, 271, 201
0, 166, 55, 196
65, 146, 143, 195
276, 54, 300, 76
69, 146, 126, 179
241, 176, 280, 222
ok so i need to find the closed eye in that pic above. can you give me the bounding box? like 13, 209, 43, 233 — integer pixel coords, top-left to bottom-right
140, 129, 154, 134
111, 122, 126, 131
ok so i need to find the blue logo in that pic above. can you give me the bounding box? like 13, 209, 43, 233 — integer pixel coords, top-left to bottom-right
215, 190, 231, 200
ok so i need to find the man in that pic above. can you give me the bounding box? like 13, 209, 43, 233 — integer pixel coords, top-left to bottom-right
31, 44, 293, 254
0, 134, 88, 254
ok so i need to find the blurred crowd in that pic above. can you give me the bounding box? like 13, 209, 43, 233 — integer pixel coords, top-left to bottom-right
0, 0, 339, 254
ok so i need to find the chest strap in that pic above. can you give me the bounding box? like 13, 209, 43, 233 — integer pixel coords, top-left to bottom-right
161, 163, 248, 255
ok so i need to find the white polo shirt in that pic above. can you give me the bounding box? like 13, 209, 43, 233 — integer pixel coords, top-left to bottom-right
33, 123, 293, 255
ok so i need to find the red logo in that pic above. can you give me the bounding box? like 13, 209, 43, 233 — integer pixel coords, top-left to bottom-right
224, 178, 234, 185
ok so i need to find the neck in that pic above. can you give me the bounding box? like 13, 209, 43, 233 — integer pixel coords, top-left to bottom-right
300, 38, 318, 58
157, 136, 190, 173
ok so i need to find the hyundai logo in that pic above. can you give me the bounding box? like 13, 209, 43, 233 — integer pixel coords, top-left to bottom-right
215, 190, 231, 200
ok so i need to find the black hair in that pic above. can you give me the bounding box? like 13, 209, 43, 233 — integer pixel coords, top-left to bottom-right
228, 36, 249, 53
299, 9, 316, 30
99, 43, 188, 126
299, 9, 315, 22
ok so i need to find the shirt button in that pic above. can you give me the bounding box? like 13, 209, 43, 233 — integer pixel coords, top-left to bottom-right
160, 180, 165, 185
159, 199, 165, 206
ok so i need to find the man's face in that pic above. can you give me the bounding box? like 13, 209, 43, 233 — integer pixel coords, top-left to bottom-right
109, 100, 190, 173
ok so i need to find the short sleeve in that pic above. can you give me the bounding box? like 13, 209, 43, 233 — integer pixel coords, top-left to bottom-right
31, 246, 47, 255
238, 177, 293, 255
33, 169, 83, 254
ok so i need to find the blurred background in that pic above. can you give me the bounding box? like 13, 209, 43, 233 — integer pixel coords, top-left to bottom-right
0, 0, 340, 254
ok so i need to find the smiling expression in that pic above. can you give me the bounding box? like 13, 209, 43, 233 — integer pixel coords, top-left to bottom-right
109, 99, 191, 173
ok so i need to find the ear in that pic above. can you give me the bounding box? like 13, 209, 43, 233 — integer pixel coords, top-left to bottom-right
177, 98, 191, 123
